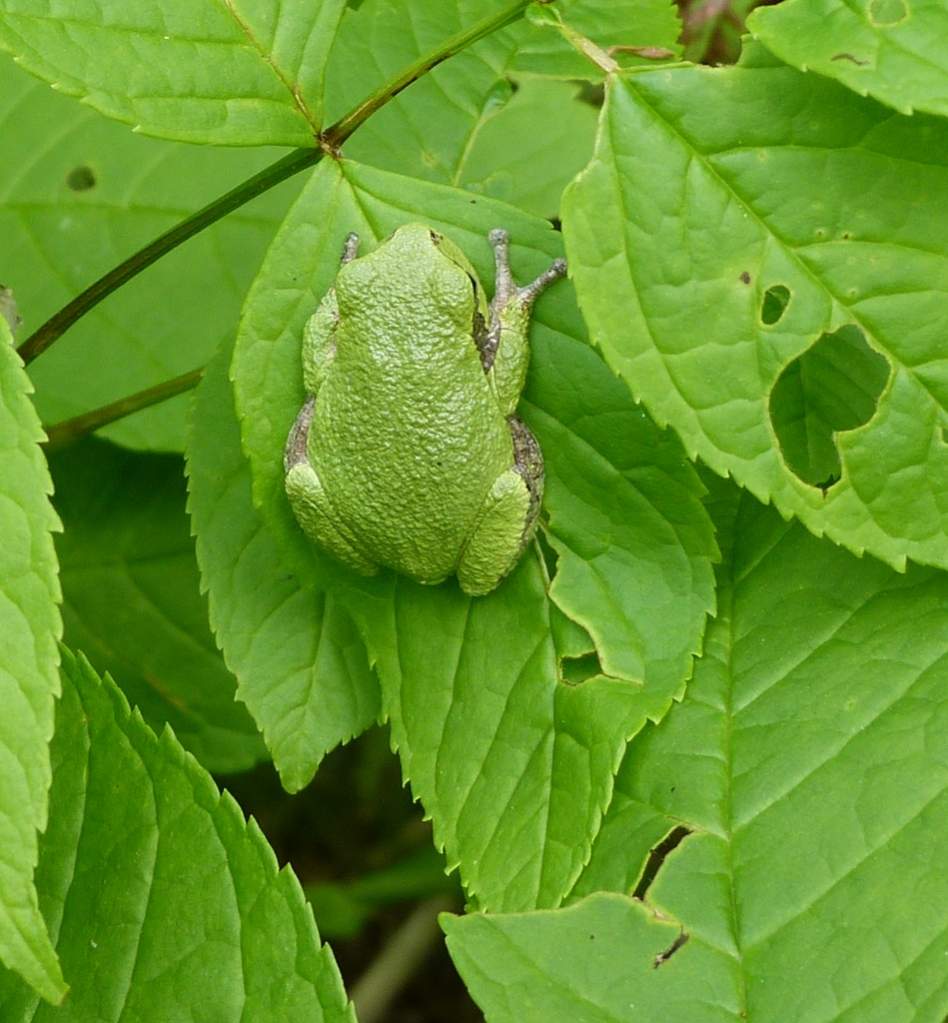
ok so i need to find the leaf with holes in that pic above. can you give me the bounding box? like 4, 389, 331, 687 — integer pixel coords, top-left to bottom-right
748, 0, 948, 117
0, 649, 356, 1021
0, 0, 346, 144
0, 321, 64, 1003
562, 43, 948, 571
555, 478, 947, 1022
186, 338, 380, 793
229, 156, 716, 908
49, 439, 267, 774
444, 891, 741, 1021
0, 55, 297, 451
447, 481, 948, 1021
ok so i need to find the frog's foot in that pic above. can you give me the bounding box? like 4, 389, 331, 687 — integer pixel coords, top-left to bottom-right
284, 401, 378, 576
487, 228, 567, 319
457, 419, 544, 596
483, 229, 567, 414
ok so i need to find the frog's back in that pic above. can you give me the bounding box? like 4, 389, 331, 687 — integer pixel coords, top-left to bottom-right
312, 236, 513, 583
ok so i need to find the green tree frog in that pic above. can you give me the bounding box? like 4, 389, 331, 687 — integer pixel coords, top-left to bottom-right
284, 223, 566, 596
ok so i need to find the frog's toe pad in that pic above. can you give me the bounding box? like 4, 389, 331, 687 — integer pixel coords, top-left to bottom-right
457, 469, 533, 596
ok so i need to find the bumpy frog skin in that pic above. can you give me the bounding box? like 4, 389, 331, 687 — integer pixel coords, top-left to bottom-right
284, 223, 567, 596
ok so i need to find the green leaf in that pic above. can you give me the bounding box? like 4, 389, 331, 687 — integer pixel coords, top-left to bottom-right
0, 649, 356, 1021
230, 157, 716, 909
511, 0, 683, 77
561, 57, 948, 571
345, 561, 648, 912
0, 0, 346, 144
448, 487, 948, 1020
0, 55, 297, 451
49, 439, 266, 774
186, 339, 380, 792
0, 321, 64, 1003
444, 892, 741, 1021
326, 3, 600, 219
748, 0, 948, 117
456, 78, 599, 218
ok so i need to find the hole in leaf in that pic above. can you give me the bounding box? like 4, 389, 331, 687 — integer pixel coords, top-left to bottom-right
576, 82, 605, 108
654, 932, 689, 969
769, 325, 889, 489
869, 0, 908, 25
66, 165, 96, 191
632, 826, 692, 901
536, 527, 559, 578
560, 652, 604, 684
760, 284, 790, 325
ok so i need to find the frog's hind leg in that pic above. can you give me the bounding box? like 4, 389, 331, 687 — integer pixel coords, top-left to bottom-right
284, 398, 378, 576
457, 416, 544, 596
484, 228, 567, 415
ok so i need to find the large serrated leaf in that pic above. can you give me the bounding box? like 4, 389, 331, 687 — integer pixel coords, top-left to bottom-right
0, 55, 297, 451
561, 57, 948, 571
49, 439, 266, 775
0, 649, 356, 1021
749, 0, 948, 117
0, 0, 346, 145
229, 156, 716, 909
186, 339, 380, 793
0, 322, 64, 1003
516, 482, 945, 1023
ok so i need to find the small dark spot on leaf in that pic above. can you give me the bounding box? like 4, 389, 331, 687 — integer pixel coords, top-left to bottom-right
761, 284, 790, 325
740, 271, 751, 285
831, 52, 870, 65
67, 165, 96, 191
842, 231, 852, 239
654, 931, 689, 968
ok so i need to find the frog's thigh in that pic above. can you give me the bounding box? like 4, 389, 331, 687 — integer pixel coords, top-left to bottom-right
285, 461, 378, 576
457, 469, 532, 596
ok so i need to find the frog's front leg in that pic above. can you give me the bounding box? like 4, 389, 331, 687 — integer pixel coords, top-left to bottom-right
457, 417, 544, 596
483, 228, 567, 415
284, 397, 379, 576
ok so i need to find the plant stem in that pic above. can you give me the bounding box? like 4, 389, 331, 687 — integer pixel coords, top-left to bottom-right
42, 366, 204, 451
17, 148, 320, 366
17, 0, 538, 367
324, 0, 535, 149
351, 896, 456, 1023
